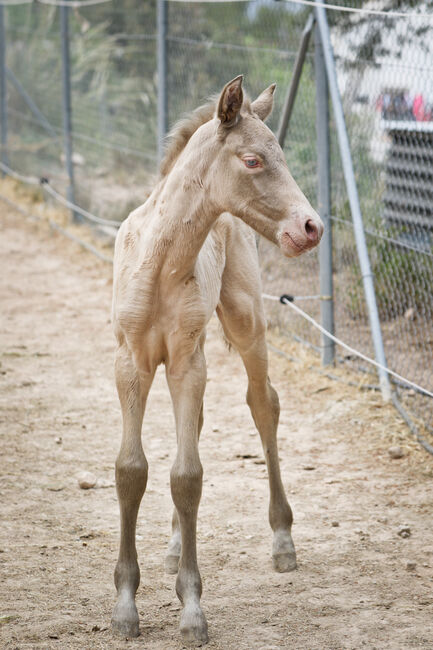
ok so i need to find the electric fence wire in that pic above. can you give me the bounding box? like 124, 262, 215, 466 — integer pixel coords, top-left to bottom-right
7, 105, 432, 260
3, 182, 431, 457
6, 171, 421, 459
2, 159, 432, 399
167, 0, 433, 20
42, 183, 123, 228
6, 107, 158, 161
0, 0, 33, 5
263, 293, 433, 400
264, 294, 433, 455
0, 0, 112, 4
0, 162, 40, 185
167, 35, 304, 58
0, 191, 114, 263
0, 0, 430, 14
1, 158, 432, 452
40, 0, 112, 6
0, 162, 123, 228
267, 340, 433, 456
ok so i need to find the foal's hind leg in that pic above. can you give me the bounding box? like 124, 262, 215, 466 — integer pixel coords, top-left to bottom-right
242, 338, 296, 572
218, 310, 296, 572
111, 344, 155, 637
165, 401, 203, 575
217, 226, 296, 572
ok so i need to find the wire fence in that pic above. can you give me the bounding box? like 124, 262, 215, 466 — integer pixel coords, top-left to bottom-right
1, 0, 432, 445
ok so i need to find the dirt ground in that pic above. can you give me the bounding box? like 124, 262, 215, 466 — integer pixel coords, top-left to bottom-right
1, 186, 433, 650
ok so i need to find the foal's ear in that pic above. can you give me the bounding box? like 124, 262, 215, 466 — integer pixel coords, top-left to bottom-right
217, 75, 244, 127
251, 83, 276, 121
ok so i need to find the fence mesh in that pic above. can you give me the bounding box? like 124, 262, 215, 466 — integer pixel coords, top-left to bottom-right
330, 2, 433, 436
1, 0, 432, 441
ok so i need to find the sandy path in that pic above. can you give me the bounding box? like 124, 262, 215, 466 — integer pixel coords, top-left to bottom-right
1, 199, 432, 650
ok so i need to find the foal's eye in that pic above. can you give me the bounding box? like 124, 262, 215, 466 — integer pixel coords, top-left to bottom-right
243, 157, 260, 169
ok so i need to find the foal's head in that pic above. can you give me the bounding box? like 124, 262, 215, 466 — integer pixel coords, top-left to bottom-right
206, 75, 323, 257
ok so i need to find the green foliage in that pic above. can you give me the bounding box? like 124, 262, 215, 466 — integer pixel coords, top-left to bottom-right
6, 1, 315, 182
339, 217, 433, 322
372, 236, 433, 319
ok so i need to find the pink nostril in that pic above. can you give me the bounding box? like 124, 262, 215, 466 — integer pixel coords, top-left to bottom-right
305, 219, 319, 242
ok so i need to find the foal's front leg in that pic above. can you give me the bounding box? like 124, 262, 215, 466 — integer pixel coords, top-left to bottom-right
165, 401, 203, 575
166, 347, 208, 645
112, 346, 154, 637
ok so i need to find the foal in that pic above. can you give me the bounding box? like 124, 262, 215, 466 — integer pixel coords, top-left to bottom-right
111, 75, 323, 645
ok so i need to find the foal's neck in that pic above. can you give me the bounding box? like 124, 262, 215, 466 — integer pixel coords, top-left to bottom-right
154, 131, 221, 280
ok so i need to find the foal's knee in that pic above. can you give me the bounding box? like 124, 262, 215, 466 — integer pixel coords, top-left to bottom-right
115, 452, 148, 503
170, 460, 203, 514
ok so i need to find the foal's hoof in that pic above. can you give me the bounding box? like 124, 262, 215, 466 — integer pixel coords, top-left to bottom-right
165, 553, 180, 575
180, 604, 209, 646
111, 599, 140, 638
272, 529, 297, 573
273, 551, 297, 573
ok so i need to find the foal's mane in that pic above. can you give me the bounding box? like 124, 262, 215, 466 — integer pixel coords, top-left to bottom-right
159, 94, 251, 178
159, 98, 217, 178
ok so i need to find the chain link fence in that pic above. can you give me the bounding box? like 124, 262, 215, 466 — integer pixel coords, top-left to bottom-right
331, 1, 433, 439
1, 0, 432, 443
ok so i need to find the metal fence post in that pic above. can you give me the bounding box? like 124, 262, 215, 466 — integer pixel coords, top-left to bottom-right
277, 13, 314, 149
60, 5, 79, 222
315, 5, 391, 400
0, 4, 8, 174
157, 0, 168, 166
315, 21, 335, 366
